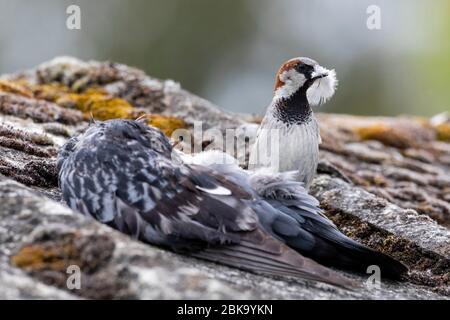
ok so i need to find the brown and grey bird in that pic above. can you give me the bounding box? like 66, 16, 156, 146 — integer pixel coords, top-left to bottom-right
249, 57, 337, 188
57, 118, 356, 289
246, 57, 407, 278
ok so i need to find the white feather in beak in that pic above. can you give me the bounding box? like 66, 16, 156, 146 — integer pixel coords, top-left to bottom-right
307, 66, 338, 107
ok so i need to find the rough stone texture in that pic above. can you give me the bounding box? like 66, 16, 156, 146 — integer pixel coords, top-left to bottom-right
311, 176, 450, 258
0, 263, 77, 299
317, 114, 450, 228
4, 56, 245, 130
0, 57, 449, 299
0, 177, 447, 300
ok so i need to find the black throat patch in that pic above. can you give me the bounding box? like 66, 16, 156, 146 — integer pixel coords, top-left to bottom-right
273, 86, 312, 126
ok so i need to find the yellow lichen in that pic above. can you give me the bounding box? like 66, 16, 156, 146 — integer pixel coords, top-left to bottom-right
435, 123, 450, 141
357, 124, 391, 140
31, 82, 72, 101
145, 114, 187, 136
355, 122, 432, 149
53, 89, 186, 135
1, 80, 187, 136
0, 80, 33, 98
11, 243, 77, 272
33, 84, 141, 121
56, 90, 139, 121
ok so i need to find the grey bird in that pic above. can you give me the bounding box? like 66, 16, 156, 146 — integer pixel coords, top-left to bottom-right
57, 118, 357, 289
247, 57, 407, 278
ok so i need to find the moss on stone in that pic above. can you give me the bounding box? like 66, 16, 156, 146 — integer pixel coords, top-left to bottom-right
56, 92, 137, 120
355, 121, 436, 149
11, 232, 115, 274
145, 114, 187, 136
11, 243, 76, 272
435, 123, 450, 141
10, 232, 127, 299
1, 81, 187, 136
32, 82, 72, 101
0, 80, 33, 98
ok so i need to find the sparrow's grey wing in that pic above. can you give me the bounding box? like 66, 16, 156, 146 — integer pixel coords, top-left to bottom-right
58, 119, 356, 289
250, 171, 407, 279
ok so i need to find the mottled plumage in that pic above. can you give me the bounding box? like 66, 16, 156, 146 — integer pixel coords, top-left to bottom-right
58, 119, 356, 288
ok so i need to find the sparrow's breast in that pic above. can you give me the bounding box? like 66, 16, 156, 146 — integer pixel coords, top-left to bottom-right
281, 117, 320, 187
249, 114, 320, 188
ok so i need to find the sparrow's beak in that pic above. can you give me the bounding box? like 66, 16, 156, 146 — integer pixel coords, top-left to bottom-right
311, 72, 328, 81
311, 64, 330, 81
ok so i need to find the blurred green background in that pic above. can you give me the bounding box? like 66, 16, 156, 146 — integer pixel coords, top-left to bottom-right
0, 0, 448, 116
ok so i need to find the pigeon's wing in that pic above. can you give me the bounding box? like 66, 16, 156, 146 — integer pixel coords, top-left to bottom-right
58, 140, 256, 248
251, 172, 407, 279
58, 122, 356, 289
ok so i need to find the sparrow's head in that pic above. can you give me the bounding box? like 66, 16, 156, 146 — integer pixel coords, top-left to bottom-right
273, 57, 337, 106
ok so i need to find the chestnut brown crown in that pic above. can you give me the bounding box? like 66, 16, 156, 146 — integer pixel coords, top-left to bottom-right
274, 57, 318, 90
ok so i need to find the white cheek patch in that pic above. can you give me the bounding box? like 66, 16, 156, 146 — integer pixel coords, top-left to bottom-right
274, 69, 306, 100
307, 66, 338, 106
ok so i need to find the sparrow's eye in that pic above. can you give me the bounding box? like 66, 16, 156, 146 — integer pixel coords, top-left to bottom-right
296, 64, 309, 73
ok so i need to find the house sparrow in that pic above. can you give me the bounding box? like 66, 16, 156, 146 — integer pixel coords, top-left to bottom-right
249, 57, 337, 188
204, 57, 405, 278
57, 119, 356, 289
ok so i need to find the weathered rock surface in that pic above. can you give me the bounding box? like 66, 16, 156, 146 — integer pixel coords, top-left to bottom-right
0, 177, 447, 300
0, 57, 448, 299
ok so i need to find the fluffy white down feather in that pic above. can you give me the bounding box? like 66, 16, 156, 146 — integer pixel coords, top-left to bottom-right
179, 149, 312, 200
178, 149, 238, 166
307, 67, 338, 106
